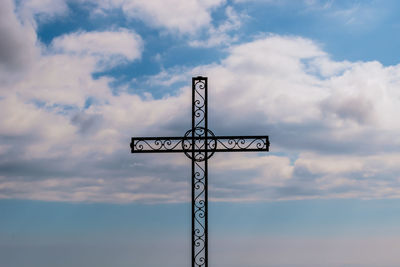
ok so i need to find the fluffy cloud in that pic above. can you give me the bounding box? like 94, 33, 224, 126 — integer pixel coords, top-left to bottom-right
2, 28, 143, 107
0, 0, 37, 77
117, 0, 225, 34
189, 6, 243, 47
140, 35, 400, 201
51, 30, 143, 68
15, 0, 226, 34
2, 1, 400, 203
17, 0, 69, 22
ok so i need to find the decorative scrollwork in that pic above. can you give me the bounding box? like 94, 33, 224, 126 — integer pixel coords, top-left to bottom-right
194, 79, 206, 129
215, 136, 269, 151
182, 127, 216, 162
130, 137, 184, 152
193, 160, 206, 267
131, 135, 269, 154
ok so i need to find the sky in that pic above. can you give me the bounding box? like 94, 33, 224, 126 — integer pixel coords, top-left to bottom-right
2, 0, 400, 266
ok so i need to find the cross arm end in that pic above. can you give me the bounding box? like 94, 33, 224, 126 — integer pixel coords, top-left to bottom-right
130, 136, 185, 153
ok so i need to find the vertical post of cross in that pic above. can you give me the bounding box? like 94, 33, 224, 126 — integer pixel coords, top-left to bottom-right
204, 77, 208, 267
192, 76, 208, 267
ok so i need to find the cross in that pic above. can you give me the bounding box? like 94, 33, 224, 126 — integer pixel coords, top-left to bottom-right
130, 76, 270, 267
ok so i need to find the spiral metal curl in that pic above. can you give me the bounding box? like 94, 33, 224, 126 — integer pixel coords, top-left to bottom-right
194, 80, 206, 129
182, 127, 217, 162
193, 159, 206, 267
216, 137, 268, 151
133, 139, 183, 151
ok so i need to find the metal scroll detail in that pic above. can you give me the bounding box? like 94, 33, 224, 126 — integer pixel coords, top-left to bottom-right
192, 77, 208, 267
131, 137, 184, 152
130, 136, 269, 154
183, 127, 216, 161
214, 136, 269, 151
193, 159, 206, 267
193, 79, 206, 129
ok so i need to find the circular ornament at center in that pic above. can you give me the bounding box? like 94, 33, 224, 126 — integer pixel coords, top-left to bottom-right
182, 127, 217, 162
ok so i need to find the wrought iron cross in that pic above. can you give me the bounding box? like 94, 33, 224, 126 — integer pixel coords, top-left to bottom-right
130, 76, 269, 267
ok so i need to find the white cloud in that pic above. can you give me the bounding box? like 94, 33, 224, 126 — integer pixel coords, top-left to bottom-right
18, 0, 69, 23
212, 154, 293, 186
82, 0, 226, 34
3, 9, 400, 203
0, 0, 38, 78
0, 176, 188, 203
13, 0, 227, 35
0, 16, 190, 203
3, 53, 110, 106
138, 34, 400, 201
189, 6, 244, 47
122, 0, 224, 33
51, 29, 143, 69
2, 28, 143, 107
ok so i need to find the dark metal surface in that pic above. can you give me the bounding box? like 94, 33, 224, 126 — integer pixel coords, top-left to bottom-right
192, 78, 207, 266
130, 135, 269, 155
130, 76, 270, 267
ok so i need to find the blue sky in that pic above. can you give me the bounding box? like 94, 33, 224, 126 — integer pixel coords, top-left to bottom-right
2, 0, 400, 266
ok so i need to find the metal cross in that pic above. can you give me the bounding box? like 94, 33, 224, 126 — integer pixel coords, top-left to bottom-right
130, 76, 270, 267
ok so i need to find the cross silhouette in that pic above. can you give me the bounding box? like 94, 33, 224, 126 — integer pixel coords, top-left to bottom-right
130, 76, 270, 267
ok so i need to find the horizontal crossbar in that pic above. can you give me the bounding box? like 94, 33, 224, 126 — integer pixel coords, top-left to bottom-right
132, 135, 268, 140
130, 136, 269, 153
130, 149, 268, 153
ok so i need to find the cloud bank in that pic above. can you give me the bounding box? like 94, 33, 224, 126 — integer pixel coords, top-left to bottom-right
2, 0, 400, 203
